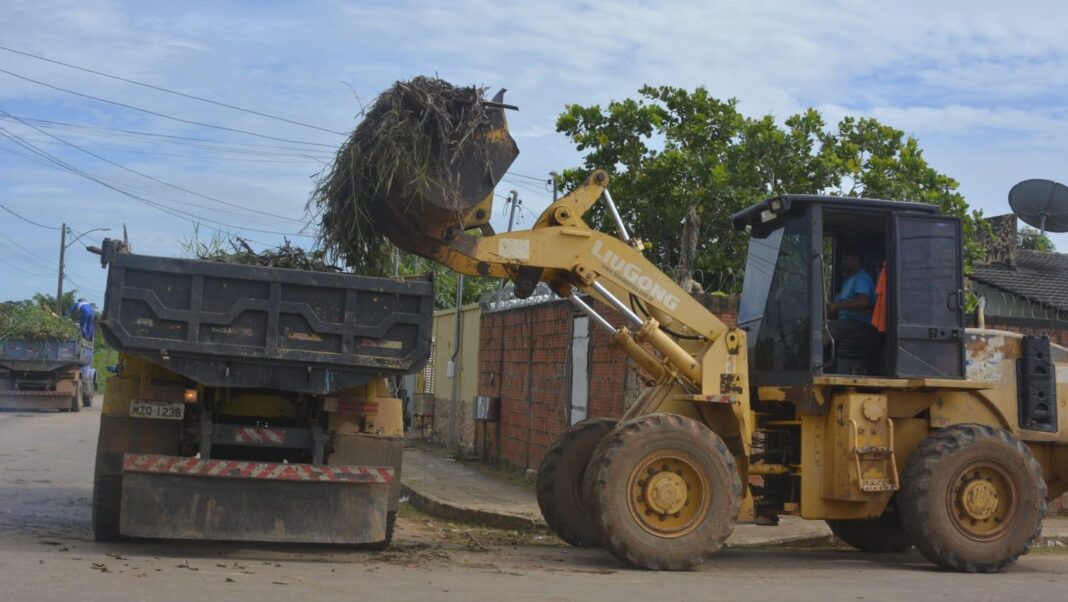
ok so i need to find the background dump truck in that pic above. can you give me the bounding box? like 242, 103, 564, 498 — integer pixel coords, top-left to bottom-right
90, 241, 433, 547
0, 336, 91, 411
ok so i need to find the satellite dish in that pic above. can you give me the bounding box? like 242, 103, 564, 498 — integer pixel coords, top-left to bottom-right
1008, 179, 1068, 234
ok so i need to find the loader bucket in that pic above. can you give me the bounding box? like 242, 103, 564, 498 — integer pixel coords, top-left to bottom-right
373, 89, 519, 259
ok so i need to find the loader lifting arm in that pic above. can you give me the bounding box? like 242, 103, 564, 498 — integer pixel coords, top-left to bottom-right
386, 168, 732, 391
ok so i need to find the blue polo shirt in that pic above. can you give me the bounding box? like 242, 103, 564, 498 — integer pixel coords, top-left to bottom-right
836, 270, 875, 322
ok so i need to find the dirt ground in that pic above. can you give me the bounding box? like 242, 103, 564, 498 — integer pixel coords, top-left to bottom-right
1, 407, 1066, 602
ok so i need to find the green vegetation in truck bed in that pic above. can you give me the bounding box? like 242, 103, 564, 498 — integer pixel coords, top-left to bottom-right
195, 237, 339, 272
0, 300, 79, 341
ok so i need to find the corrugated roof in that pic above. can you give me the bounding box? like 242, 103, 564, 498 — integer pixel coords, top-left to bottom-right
971, 249, 1068, 312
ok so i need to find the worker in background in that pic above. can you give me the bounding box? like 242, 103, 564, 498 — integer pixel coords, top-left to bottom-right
68, 298, 96, 394
68, 298, 95, 340
826, 248, 880, 355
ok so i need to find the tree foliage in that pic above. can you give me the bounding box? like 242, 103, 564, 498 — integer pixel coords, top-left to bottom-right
556, 86, 985, 293
1017, 226, 1056, 252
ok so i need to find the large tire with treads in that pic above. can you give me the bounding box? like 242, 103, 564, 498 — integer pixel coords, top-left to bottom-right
582, 413, 741, 570
898, 424, 1046, 573
827, 505, 911, 553
92, 452, 124, 542
536, 418, 616, 547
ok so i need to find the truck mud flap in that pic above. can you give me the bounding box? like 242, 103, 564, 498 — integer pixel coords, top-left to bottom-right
119, 454, 393, 544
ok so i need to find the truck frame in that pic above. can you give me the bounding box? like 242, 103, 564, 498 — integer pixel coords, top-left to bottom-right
0, 337, 91, 411
90, 241, 433, 547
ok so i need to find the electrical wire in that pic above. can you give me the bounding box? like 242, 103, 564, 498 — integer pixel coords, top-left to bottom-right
0, 115, 336, 156
0, 202, 61, 230
0, 44, 348, 136
0, 67, 336, 148
0, 125, 299, 243
0, 114, 312, 232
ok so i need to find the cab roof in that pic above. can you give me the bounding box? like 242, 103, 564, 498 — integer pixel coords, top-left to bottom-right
731, 194, 940, 232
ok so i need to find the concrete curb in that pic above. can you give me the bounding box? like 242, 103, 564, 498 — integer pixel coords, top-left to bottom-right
401, 482, 547, 532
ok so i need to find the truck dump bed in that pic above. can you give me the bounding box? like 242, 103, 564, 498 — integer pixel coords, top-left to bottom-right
99, 249, 433, 394
0, 338, 89, 373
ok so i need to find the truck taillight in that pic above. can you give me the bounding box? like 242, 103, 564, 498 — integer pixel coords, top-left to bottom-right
184, 389, 198, 403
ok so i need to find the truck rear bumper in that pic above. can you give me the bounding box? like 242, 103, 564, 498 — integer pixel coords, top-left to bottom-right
119, 453, 394, 544
0, 390, 73, 410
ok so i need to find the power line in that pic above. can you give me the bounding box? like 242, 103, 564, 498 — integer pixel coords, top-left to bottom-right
0, 115, 335, 157
507, 171, 552, 183
0, 111, 310, 228
0, 232, 55, 271
0, 44, 348, 136
0, 125, 307, 242
0, 67, 336, 148
0, 203, 62, 230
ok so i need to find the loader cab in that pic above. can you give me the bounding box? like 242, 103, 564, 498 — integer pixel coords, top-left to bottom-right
732, 196, 965, 390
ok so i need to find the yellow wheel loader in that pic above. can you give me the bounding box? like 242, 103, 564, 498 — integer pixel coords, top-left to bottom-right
372, 95, 1067, 573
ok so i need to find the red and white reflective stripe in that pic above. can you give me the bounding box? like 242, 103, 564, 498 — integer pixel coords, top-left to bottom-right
122, 454, 394, 484
233, 427, 286, 444
705, 395, 735, 404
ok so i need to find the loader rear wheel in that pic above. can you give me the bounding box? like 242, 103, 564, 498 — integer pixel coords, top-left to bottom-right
899, 424, 1046, 573
583, 413, 741, 571
92, 453, 124, 542
827, 506, 911, 553
536, 418, 616, 547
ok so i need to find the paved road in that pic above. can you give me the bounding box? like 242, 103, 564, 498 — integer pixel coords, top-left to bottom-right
0, 407, 1065, 602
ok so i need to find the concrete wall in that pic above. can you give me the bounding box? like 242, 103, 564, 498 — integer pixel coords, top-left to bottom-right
428, 303, 481, 451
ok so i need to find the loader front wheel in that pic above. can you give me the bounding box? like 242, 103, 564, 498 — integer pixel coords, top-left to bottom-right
583, 413, 741, 570
536, 418, 616, 547
827, 506, 911, 553
899, 424, 1046, 573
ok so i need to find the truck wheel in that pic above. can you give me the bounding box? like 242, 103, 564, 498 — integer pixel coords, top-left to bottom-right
70, 395, 80, 413
536, 418, 616, 547
899, 424, 1047, 573
583, 413, 741, 570
92, 454, 124, 542
82, 390, 93, 408
827, 507, 911, 553
362, 511, 396, 551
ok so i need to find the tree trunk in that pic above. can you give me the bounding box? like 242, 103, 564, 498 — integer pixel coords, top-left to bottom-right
677, 204, 701, 294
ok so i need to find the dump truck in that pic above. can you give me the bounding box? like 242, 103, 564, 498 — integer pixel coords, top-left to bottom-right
0, 336, 92, 411
365, 92, 1068, 572
89, 240, 433, 546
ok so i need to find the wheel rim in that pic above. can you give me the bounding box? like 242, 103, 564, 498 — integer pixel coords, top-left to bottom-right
946, 460, 1017, 541
626, 449, 711, 538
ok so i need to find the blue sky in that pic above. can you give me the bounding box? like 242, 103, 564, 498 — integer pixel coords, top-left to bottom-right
1, 0, 1065, 304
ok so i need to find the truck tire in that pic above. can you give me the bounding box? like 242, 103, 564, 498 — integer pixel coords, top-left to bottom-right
827, 507, 911, 553
362, 511, 396, 551
92, 454, 124, 542
82, 390, 93, 408
899, 424, 1047, 573
582, 413, 741, 571
536, 418, 616, 547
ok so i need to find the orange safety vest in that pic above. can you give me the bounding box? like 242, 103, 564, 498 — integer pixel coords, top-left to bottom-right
871, 260, 888, 333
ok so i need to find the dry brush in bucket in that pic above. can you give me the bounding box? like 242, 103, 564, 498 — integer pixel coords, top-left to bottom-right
309, 76, 512, 275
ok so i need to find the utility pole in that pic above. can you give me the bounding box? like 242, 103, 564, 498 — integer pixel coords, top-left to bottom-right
56, 223, 66, 314
447, 272, 464, 449
549, 171, 560, 202
506, 190, 521, 233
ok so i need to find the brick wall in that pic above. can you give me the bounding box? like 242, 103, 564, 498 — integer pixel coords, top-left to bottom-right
475, 294, 738, 471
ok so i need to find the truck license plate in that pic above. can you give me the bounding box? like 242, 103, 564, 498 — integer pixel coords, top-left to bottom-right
129, 401, 185, 420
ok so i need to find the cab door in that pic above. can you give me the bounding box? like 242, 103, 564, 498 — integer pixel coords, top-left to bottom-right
891, 214, 965, 378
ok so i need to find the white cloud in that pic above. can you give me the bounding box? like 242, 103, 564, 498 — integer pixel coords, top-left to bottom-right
0, 0, 1066, 300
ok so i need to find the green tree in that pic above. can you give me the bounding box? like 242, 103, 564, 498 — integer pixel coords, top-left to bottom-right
1017, 226, 1056, 252
556, 86, 984, 292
